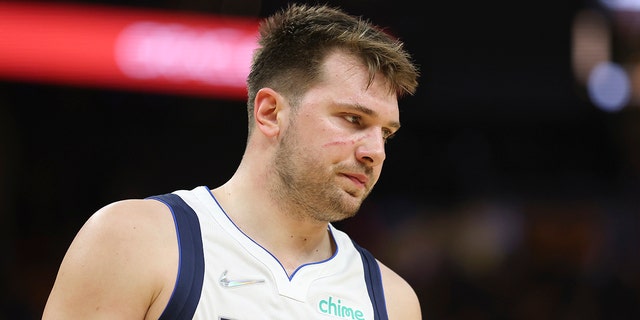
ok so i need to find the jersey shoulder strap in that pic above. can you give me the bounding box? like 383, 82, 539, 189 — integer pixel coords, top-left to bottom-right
148, 193, 205, 320
351, 239, 389, 320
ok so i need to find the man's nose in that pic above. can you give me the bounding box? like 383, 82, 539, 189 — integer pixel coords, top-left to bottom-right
355, 129, 386, 166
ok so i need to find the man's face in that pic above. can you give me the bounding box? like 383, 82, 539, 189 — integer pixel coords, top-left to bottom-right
272, 51, 400, 222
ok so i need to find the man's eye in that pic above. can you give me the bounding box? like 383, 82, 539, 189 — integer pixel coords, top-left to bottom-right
383, 129, 396, 142
345, 115, 361, 124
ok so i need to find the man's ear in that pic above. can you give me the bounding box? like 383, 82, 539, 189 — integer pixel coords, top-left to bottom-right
254, 88, 286, 138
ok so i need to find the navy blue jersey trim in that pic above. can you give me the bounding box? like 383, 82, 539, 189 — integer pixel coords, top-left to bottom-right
149, 193, 205, 320
352, 240, 388, 320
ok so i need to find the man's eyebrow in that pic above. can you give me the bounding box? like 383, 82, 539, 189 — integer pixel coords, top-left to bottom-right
340, 103, 401, 129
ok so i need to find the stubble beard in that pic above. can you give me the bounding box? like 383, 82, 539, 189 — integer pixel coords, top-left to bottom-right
270, 125, 369, 223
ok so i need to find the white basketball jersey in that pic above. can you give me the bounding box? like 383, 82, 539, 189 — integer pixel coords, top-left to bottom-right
148, 186, 387, 320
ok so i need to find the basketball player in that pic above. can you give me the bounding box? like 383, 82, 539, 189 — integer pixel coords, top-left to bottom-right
43, 3, 421, 319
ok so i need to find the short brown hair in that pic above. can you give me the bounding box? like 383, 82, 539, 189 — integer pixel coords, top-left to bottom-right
246, 3, 419, 130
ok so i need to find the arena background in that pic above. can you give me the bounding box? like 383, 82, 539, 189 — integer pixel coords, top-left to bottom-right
1, 0, 639, 319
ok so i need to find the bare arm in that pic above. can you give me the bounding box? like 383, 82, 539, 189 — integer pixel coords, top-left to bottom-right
379, 261, 422, 320
42, 199, 178, 320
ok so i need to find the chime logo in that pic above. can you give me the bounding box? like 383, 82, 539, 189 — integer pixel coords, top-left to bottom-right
317, 296, 365, 320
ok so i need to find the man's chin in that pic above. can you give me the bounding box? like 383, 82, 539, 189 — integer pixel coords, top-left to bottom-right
343, 184, 369, 199
338, 194, 364, 217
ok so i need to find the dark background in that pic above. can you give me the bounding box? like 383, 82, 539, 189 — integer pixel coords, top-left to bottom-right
1, 0, 639, 319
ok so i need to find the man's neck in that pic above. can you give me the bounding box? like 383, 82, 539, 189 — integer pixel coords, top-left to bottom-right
211, 180, 335, 275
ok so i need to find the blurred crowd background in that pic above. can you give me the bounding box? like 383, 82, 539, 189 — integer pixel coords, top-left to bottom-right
1, 0, 639, 319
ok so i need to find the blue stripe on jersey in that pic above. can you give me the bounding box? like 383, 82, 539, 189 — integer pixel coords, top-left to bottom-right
149, 193, 205, 320
352, 240, 389, 320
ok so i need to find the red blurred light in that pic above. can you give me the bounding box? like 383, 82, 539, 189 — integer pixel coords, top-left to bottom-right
0, 1, 259, 100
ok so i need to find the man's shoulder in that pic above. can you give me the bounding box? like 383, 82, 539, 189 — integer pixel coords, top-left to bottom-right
42, 197, 179, 319
377, 260, 423, 319
77, 198, 178, 267
88, 197, 174, 231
